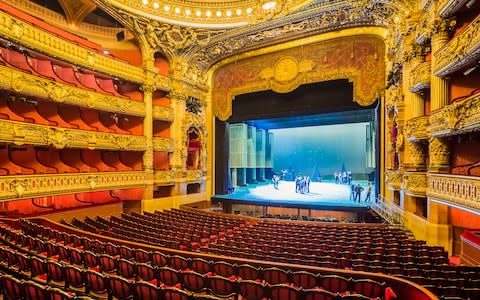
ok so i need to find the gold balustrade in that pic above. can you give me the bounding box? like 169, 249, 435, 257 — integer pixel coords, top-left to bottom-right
152, 106, 174, 122
409, 61, 431, 93
153, 137, 174, 152
434, 15, 480, 77
0, 171, 146, 201
386, 170, 401, 191
0, 65, 145, 117
0, 10, 170, 86
0, 119, 146, 151
402, 172, 427, 197
405, 116, 429, 142
428, 93, 480, 137
428, 173, 480, 211
438, 0, 470, 17
154, 170, 175, 186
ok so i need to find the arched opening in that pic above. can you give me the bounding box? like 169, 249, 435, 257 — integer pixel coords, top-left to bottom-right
186, 127, 201, 170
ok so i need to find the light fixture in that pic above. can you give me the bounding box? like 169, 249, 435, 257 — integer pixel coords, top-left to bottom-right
142, 0, 148, 5
196, 10, 202, 16
236, 9, 242, 15
152, 2, 159, 9
226, 10, 232, 17
206, 10, 212, 17
216, 11, 222, 17
164, 5, 170, 11
246, 7, 253, 14
185, 9, 191, 16
262, 1, 276, 10
174, 7, 181, 14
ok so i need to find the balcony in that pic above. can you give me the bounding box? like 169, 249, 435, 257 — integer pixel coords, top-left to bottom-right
153, 137, 174, 152
434, 15, 480, 77
429, 93, 480, 137
402, 172, 427, 197
0, 119, 146, 151
0, 171, 146, 201
409, 61, 431, 93
385, 170, 401, 191
152, 106, 174, 122
154, 170, 175, 186
405, 116, 429, 142
186, 169, 205, 183
0, 65, 145, 117
428, 173, 480, 212
438, 0, 470, 17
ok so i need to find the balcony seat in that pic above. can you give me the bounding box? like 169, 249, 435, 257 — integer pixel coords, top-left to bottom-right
99, 113, 131, 135
0, 48, 37, 75
80, 109, 114, 133
96, 78, 126, 98
101, 151, 133, 171
27, 57, 68, 84
75, 72, 103, 93
0, 148, 34, 175
8, 100, 55, 126
81, 149, 117, 172
0, 97, 25, 121
36, 148, 79, 173
58, 105, 97, 131
10, 146, 57, 174
52, 65, 81, 87
36, 102, 78, 129
60, 149, 99, 173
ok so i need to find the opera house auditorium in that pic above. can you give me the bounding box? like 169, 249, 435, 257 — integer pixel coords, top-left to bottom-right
0, 0, 480, 299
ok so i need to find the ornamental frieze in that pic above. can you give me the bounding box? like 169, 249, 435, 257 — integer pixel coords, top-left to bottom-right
428, 93, 480, 137
434, 15, 480, 77
0, 65, 145, 117
409, 61, 431, 93
154, 170, 175, 186
152, 106, 174, 122
186, 170, 205, 183
153, 137, 174, 152
405, 116, 429, 142
0, 119, 147, 151
402, 172, 427, 197
212, 35, 385, 120
0, 171, 146, 201
428, 173, 480, 211
0, 10, 159, 85
385, 170, 401, 191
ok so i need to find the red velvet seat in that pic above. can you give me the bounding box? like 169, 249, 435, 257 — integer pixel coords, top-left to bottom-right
208, 275, 236, 298
86, 270, 109, 299
292, 271, 318, 289
46, 259, 66, 288
162, 287, 190, 300
270, 284, 300, 300
119, 246, 135, 261
99, 254, 117, 274
263, 267, 289, 285
182, 270, 207, 293
158, 267, 181, 287
135, 281, 161, 300
109, 275, 134, 300
169, 255, 189, 271
212, 261, 236, 278
321, 275, 350, 294
65, 265, 87, 294
135, 249, 151, 264
3, 275, 24, 300
152, 251, 169, 268
117, 259, 135, 279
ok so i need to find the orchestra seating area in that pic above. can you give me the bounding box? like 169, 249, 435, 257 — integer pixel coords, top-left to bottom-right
0, 218, 400, 300
68, 209, 480, 299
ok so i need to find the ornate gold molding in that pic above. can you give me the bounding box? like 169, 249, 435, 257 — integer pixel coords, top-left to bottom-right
405, 116, 429, 142
428, 173, 480, 211
434, 15, 480, 77
185, 169, 205, 183
211, 33, 386, 120
154, 170, 175, 186
409, 61, 431, 93
0, 171, 146, 201
402, 172, 427, 197
0, 119, 146, 151
438, 0, 470, 17
152, 106, 174, 122
385, 170, 401, 191
0, 9, 159, 85
153, 137, 174, 152
428, 93, 480, 137
0, 65, 145, 117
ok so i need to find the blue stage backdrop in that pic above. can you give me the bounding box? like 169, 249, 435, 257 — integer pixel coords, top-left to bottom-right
271, 123, 370, 181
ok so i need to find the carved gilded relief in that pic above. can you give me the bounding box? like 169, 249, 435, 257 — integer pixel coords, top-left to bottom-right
428, 173, 480, 211
212, 36, 385, 120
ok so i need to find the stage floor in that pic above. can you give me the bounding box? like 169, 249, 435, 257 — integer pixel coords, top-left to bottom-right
213, 181, 374, 209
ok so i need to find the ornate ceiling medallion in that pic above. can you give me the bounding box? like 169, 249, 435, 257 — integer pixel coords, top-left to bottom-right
101, 0, 315, 29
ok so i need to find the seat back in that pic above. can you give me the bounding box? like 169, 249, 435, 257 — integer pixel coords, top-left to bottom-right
3, 274, 23, 300
23, 280, 48, 300
158, 267, 181, 286
238, 280, 266, 300
134, 281, 161, 300
208, 275, 236, 298
109, 275, 134, 300
270, 284, 300, 300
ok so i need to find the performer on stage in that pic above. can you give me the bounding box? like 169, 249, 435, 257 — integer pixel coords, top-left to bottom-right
365, 182, 372, 202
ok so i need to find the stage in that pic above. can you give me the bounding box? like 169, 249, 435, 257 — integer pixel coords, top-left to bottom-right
212, 181, 374, 211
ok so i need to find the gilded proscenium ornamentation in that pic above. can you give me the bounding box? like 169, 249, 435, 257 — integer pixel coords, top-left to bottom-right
402, 172, 427, 197
152, 106, 174, 122
0, 119, 146, 151
153, 170, 175, 186
0, 65, 145, 117
213, 36, 385, 121
385, 170, 401, 191
0, 171, 146, 201
259, 57, 315, 93
385, 87, 403, 117
409, 61, 431, 93
434, 14, 480, 77
405, 116, 429, 142
428, 93, 480, 137
153, 137, 174, 152
0, 10, 154, 85
428, 173, 480, 211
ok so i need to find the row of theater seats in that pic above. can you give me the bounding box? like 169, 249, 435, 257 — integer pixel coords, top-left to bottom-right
0, 46, 142, 100
0, 146, 142, 175
11, 220, 391, 300
72, 209, 480, 300
0, 97, 143, 134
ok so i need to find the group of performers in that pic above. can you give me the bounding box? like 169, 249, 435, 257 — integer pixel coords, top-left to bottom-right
350, 182, 372, 202
334, 170, 352, 185
295, 176, 311, 194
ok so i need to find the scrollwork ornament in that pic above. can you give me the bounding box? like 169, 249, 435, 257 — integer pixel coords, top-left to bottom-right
429, 137, 450, 167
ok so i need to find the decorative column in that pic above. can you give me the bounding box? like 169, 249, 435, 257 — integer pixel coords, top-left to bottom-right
169, 91, 187, 195
410, 56, 425, 118
431, 18, 450, 111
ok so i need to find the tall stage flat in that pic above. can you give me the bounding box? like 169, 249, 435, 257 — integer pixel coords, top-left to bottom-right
212, 181, 373, 211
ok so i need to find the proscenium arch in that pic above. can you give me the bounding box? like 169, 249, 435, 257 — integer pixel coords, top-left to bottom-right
207, 26, 388, 121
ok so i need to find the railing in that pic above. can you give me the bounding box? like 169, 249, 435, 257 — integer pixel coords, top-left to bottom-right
154, 170, 175, 186
409, 61, 431, 93
405, 116, 429, 142
428, 173, 480, 212
434, 14, 480, 77
152, 137, 174, 152
0, 171, 146, 201
371, 196, 406, 227
0, 119, 146, 151
152, 106, 174, 121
